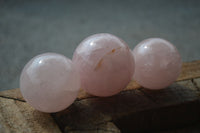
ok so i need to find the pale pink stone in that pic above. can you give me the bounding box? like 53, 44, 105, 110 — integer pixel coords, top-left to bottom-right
132, 38, 182, 90
72, 33, 134, 97
20, 53, 80, 113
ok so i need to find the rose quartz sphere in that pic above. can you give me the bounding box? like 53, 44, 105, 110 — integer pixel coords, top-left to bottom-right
132, 38, 182, 90
72, 33, 134, 97
20, 53, 80, 113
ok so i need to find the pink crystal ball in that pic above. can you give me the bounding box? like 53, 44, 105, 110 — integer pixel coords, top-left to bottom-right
72, 33, 134, 97
132, 38, 182, 90
20, 53, 80, 112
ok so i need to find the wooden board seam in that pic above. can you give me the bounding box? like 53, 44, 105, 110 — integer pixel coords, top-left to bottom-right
0, 95, 25, 102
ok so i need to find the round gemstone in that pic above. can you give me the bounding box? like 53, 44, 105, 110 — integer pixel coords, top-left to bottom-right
132, 38, 182, 90
72, 33, 134, 96
20, 53, 80, 112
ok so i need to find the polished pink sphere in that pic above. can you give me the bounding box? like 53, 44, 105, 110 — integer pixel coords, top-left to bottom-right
72, 33, 134, 97
132, 38, 182, 90
20, 53, 80, 112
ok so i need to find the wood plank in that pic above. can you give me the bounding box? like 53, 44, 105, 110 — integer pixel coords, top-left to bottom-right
0, 97, 61, 133
64, 122, 121, 133
178, 60, 200, 81
53, 80, 200, 132
0, 88, 24, 101
52, 89, 157, 132
140, 80, 199, 105
193, 78, 200, 90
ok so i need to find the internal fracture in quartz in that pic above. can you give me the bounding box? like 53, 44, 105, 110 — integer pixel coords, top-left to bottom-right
72, 33, 135, 96
20, 53, 80, 112
132, 38, 182, 90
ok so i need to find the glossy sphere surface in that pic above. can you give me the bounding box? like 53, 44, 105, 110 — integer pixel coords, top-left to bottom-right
73, 33, 134, 96
20, 53, 80, 112
133, 38, 182, 90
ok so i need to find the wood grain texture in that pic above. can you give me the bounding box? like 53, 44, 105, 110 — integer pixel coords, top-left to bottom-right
53, 81, 200, 132
0, 97, 61, 133
64, 122, 121, 133
178, 60, 200, 81
0, 88, 24, 101
0, 60, 200, 133
193, 78, 200, 90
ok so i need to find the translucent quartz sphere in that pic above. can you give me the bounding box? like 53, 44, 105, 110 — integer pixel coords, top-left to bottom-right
20, 53, 80, 112
72, 33, 134, 97
133, 38, 182, 90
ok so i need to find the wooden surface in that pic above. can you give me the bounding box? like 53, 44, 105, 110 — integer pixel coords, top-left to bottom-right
0, 60, 200, 133
0, 97, 61, 133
